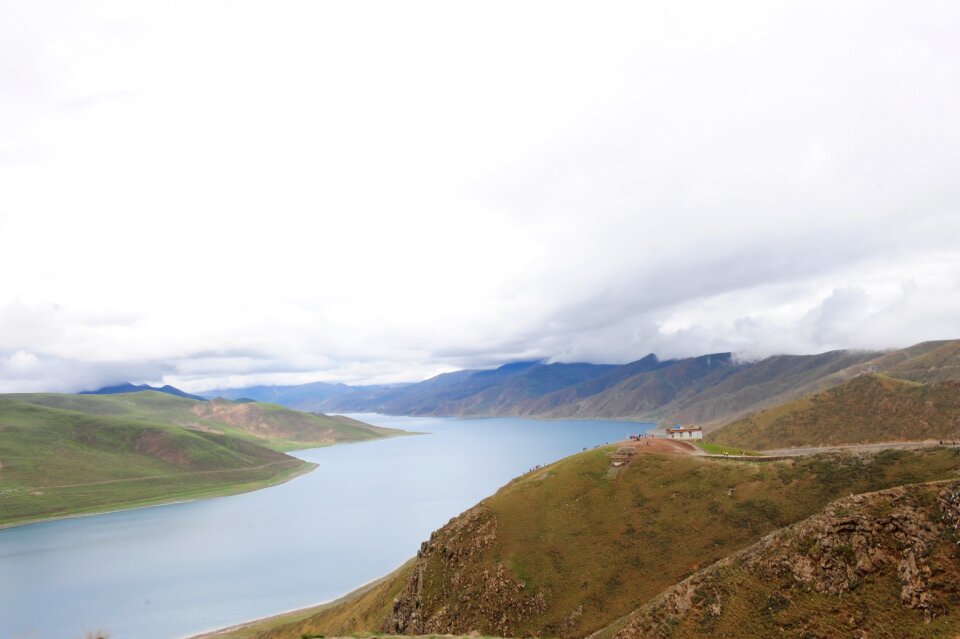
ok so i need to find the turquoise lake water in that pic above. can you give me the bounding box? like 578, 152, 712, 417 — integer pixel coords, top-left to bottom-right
0, 415, 653, 639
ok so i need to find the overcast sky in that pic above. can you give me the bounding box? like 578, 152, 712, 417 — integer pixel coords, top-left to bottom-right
1, 1, 959, 393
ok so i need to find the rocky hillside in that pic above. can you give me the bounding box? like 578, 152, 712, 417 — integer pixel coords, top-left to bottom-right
601, 480, 960, 639
240, 445, 960, 639
710, 374, 960, 450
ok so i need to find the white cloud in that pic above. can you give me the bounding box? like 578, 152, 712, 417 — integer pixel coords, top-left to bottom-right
0, 0, 958, 392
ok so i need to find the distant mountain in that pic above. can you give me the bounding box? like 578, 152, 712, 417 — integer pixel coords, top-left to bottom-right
202, 381, 355, 411
319, 360, 619, 415
207, 339, 960, 429
81, 383, 207, 402
710, 372, 960, 450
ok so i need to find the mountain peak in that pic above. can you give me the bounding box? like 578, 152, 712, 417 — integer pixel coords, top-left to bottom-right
80, 383, 206, 402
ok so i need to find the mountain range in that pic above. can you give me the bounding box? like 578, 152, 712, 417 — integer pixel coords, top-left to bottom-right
205, 339, 960, 431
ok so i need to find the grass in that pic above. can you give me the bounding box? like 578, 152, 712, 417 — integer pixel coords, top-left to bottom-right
233, 445, 960, 639
0, 397, 317, 527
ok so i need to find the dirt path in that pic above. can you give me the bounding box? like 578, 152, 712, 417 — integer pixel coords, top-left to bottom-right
760, 440, 957, 457
618, 438, 700, 456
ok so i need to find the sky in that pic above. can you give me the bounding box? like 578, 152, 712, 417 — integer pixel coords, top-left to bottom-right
1, 1, 959, 393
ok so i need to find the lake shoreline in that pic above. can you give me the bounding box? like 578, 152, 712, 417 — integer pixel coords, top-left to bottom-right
2, 415, 651, 639
0, 459, 318, 531
185, 559, 413, 639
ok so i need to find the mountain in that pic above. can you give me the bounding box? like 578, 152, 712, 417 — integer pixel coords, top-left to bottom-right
81, 382, 207, 402
311, 350, 889, 427
0, 397, 308, 527
230, 444, 960, 639
12, 391, 404, 451
201, 339, 960, 430
600, 480, 960, 639
202, 381, 356, 412
710, 373, 960, 450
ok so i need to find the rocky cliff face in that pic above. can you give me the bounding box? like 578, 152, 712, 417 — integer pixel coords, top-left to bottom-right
609, 480, 960, 639
383, 504, 548, 637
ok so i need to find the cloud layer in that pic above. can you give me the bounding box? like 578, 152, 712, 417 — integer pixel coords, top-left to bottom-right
1, 1, 959, 392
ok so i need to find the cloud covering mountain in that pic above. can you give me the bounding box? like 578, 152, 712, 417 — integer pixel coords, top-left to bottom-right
1, 1, 959, 392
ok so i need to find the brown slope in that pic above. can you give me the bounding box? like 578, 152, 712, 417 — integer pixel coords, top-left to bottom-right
710, 374, 960, 450
602, 480, 960, 639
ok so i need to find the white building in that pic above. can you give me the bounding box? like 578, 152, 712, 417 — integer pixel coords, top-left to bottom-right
665, 424, 703, 440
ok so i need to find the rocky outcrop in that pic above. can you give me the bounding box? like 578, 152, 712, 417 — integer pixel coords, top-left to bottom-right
383, 504, 548, 637
611, 480, 960, 639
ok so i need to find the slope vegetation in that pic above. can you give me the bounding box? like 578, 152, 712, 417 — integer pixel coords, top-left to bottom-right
711, 374, 960, 450
602, 480, 960, 639
241, 444, 960, 639
0, 398, 309, 526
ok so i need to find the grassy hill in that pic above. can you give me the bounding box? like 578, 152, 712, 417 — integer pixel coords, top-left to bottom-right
0, 392, 405, 526
228, 444, 960, 639
710, 374, 960, 450
599, 480, 960, 639
6, 391, 403, 451
0, 398, 310, 526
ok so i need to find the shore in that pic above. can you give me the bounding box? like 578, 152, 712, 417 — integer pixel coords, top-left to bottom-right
187, 559, 415, 639
0, 459, 317, 530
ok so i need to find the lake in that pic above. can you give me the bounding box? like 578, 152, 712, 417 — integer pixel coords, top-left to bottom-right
0, 415, 654, 639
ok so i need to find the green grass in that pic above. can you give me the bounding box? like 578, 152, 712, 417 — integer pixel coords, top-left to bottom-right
0, 397, 316, 527
693, 441, 758, 456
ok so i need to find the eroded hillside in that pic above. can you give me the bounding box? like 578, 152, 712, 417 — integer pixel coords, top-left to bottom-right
601, 480, 960, 639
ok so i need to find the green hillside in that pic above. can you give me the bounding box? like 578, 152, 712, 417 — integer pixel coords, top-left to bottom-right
599, 480, 960, 639
7, 391, 404, 451
232, 445, 960, 639
0, 398, 311, 527
710, 374, 960, 450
